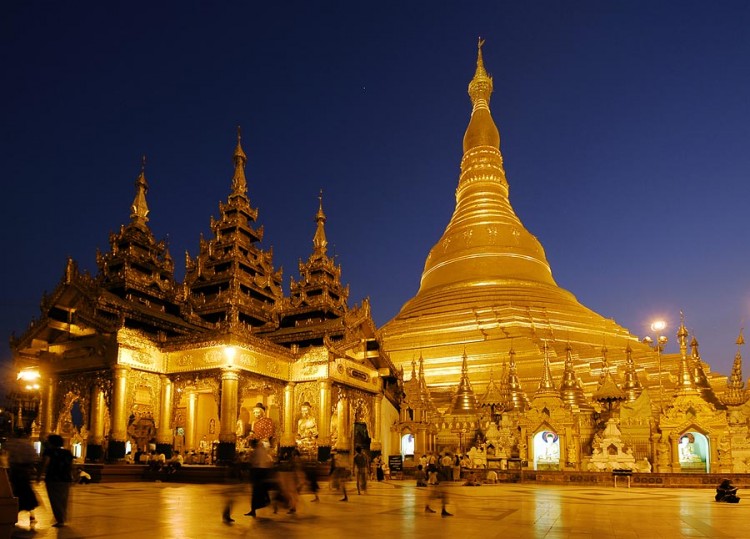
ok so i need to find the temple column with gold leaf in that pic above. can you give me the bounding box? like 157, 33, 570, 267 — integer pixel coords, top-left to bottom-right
87, 385, 106, 461
216, 369, 238, 462
41, 375, 57, 437
318, 380, 331, 457
670, 432, 681, 473
156, 375, 174, 456
281, 382, 296, 452
109, 365, 130, 459
371, 393, 383, 453
337, 394, 351, 453
185, 391, 198, 453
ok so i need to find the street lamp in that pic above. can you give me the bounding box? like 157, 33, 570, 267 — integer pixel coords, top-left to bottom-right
642, 320, 668, 410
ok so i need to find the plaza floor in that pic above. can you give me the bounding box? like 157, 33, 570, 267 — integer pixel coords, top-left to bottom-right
9, 479, 748, 539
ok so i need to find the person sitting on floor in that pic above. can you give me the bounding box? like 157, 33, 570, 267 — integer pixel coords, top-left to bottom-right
715, 478, 740, 503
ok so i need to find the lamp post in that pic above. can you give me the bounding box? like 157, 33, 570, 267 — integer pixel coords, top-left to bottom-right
15, 368, 42, 435
642, 321, 668, 411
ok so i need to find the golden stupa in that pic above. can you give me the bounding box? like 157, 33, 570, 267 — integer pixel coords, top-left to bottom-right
380, 41, 663, 404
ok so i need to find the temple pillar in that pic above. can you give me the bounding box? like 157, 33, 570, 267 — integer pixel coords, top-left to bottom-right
558, 432, 567, 470
185, 391, 198, 453
109, 365, 130, 459
41, 375, 57, 437
280, 382, 296, 452
709, 435, 719, 474
156, 375, 174, 457
317, 380, 331, 460
337, 394, 351, 453
371, 393, 383, 453
216, 369, 238, 462
86, 385, 105, 462
670, 432, 681, 473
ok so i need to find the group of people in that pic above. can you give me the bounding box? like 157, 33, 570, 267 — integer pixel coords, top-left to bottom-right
223, 440, 321, 522
4, 432, 75, 529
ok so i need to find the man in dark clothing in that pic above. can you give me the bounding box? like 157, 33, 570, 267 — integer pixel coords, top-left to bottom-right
353, 446, 369, 495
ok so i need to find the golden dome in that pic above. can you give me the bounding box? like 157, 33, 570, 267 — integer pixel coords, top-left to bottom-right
380, 42, 658, 405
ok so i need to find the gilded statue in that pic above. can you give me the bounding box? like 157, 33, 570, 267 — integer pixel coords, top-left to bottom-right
295, 402, 318, 457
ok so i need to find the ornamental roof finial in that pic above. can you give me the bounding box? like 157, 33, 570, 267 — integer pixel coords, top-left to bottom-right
313, 189, 328, 256
130, 155, 150, 226
468, 36, 493, 111
231, 126, 248, 196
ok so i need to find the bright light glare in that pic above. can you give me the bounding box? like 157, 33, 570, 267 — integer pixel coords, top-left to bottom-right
650, 320, 667, 333
224, 346, 236, 365
17, 369, 40, 382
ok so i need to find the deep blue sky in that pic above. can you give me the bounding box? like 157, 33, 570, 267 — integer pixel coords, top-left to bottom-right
2, 1, 750, 381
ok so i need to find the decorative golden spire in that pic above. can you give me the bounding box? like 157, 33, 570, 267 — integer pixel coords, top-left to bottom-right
505, 346, 530, 412
724, 329, 747, 405
467, 37, 494, 114
593, 344, 625, 405
130, 155, 150, 226
313, 190, 328, 256
535, 341, 558, 397
450, 349, 478, 415
622, 343, 643, 401
675, 312, 698, 394
560, 343, 588, 409
231, 126, 248, 196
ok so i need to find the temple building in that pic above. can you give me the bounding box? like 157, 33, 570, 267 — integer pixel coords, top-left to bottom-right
381, 41, 750, 474
11, 42, 750, 476
10, 135, 400, 464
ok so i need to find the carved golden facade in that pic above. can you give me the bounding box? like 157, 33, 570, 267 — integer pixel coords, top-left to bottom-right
12, 130, 399, 462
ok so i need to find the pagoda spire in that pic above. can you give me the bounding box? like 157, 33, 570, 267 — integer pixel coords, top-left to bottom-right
593, 344, 625, 406
450, 349, 479, 415
535, 341, 558, 397
130, 155, 150, 227
622, 343, 643, 402
724, 330, 747, 405
505, 346, 530, 412
690, 334, 724, 407
313, 190, 328, 256
560, 343, 588, 409
675, 313, 699, 394
231, 126, 248, 197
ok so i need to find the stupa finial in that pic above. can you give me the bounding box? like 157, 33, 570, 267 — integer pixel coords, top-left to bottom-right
231, 126, 248, 196
130, 155, 150, 226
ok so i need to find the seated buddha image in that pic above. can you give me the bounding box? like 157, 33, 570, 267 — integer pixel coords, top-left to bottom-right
539, 432, 560, 462
296, 402, 318, 456
679, 434, 702, 463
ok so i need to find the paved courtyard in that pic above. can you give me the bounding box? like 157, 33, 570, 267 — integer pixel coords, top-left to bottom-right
9, 479, 749, 538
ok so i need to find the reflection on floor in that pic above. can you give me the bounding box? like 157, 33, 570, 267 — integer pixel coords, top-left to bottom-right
9, 479, 749, 538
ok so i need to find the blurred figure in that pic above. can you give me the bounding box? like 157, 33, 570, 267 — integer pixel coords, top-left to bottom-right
425, 480, 452, 516
38, 434, 74, 527
5, 433, 39, 528
353, 446, 369, 494
245, 438, 274, 517
330, 450, 348, 501
715, 478, 740, 503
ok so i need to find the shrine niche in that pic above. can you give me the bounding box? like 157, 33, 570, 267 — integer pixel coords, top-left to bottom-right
56, 392, 87, 442
534, 430, 560, 470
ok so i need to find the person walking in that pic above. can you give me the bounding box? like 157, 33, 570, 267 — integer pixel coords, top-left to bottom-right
353, 446, 369, 495
38, 434, 74, 528
330, 450, 348, 501
245, 438, 275, 517
5, 433, 39, 529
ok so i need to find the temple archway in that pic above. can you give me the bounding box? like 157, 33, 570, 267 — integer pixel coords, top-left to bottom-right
679, 430, 709, 472
401, 431, 415, 458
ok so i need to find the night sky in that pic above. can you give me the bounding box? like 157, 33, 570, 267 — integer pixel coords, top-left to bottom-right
3, 2, 750, 384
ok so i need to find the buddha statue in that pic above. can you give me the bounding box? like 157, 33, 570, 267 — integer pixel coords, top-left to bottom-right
296, 402, 318, 456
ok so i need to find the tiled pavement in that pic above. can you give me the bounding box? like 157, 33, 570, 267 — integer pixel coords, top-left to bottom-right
9, 479, 748, 538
